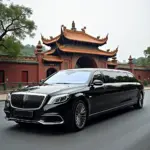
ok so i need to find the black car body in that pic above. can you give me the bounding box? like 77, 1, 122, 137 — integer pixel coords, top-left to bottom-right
4, 68, 144, 131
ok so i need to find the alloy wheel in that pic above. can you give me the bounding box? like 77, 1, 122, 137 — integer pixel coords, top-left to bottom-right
75, 102, 87, 129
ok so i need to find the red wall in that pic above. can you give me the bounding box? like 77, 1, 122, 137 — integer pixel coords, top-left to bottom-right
1, 54, 150, 85
0, 63, 38, 83
134, 70, 150, 81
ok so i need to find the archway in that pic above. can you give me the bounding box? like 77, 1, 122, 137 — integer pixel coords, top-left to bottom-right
46, 68, 57, 77
75, 56, 97, 68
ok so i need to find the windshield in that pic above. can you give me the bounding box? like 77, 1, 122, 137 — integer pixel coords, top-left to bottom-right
44, 70, 92, 84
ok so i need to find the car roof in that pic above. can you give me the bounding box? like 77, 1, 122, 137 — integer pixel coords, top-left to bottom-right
64, 68, 132, 74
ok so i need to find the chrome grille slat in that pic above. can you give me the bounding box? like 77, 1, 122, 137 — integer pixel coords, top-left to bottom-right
10, 92, 47, 110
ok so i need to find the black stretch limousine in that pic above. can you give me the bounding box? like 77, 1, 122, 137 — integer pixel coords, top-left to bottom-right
4, 68, 144, 131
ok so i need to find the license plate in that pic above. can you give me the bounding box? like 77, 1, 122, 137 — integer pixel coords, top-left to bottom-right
13, 109, 33, 118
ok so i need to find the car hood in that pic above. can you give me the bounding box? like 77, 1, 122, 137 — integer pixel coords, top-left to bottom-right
12, 84, 87, 95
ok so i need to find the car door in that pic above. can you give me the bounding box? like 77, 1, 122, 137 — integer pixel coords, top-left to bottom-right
126, 72, 139, 103
87, 70, 106, 115
101, 70, 123, 109
114, 71, 131, 105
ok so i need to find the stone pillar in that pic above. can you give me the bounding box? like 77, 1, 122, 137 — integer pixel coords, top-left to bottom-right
128, 55, 134, 73
35, 41, 45, 82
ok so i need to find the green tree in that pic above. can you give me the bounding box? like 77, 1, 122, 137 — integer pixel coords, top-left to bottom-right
132, 47, 150, 66
144, 47, 150, 64
0, 0, 37, 57
136, 57, 148, 66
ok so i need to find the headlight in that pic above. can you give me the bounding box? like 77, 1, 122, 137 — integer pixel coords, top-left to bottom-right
47, 94, 69, 104
6, 93, 11, 101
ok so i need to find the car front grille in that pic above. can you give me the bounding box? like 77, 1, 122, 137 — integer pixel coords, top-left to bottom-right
11, 93, 46, 109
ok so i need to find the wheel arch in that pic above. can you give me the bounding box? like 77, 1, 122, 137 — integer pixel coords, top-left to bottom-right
74, 93, 90, 116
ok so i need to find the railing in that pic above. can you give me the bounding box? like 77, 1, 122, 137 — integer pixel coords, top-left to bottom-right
0, 82, 39, 93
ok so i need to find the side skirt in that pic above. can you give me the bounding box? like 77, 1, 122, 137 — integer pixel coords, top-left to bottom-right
88, 101, 136, 118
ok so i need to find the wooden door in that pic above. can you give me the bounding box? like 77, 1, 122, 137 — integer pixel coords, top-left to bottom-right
0, 70, 4, 83
22, 71, 28, 83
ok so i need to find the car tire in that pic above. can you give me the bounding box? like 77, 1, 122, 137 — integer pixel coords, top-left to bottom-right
134, 92, 144, 109
65, 100, 88, 132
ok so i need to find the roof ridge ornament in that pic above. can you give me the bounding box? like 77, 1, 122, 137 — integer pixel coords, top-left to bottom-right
106, 33, 109, 39
71, 21, 76, 31
81, 26, 86, 32
41, 34, 44, 40
116, 45, 119, 51
97, 36, 100, 39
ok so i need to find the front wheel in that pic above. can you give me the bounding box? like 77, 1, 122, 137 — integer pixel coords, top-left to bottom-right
65, 100, 87, 132
134, 92, 144, 109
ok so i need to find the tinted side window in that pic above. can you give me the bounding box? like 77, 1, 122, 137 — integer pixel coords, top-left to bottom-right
127, 73, 138, 82
102, 71, 128, 83
102, 71, 117, 83
92, 71, 104, 82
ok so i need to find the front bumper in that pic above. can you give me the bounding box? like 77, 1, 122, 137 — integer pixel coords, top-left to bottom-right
5, 114, 64, 125
4, 100, 72, 125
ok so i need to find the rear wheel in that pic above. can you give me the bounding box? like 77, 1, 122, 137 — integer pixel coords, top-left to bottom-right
134, 92, 144, 109
65, 100, 87, 132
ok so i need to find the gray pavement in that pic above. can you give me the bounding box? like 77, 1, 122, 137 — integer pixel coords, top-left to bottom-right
0, 91, 150, 150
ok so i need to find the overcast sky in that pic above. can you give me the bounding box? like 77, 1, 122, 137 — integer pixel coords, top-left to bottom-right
11, 0, 150, 61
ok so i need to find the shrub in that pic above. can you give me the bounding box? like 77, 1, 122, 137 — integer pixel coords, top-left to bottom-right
3, 83, 7, 91
18, 83, 22, 89
143, 80, 149, 86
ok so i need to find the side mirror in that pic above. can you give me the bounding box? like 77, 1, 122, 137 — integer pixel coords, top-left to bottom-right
93, 79, 103, 86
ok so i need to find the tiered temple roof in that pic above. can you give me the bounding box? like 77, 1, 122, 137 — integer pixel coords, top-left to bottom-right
44, 43, 118, 57
42, 55, 63, 63
41, 28, 108, 46
41, 21, 118, 62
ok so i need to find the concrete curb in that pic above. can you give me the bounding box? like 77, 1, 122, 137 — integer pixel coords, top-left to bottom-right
144, 88, 150, 90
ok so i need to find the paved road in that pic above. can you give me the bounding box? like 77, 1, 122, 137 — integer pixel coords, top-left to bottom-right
0, 91, 150, 150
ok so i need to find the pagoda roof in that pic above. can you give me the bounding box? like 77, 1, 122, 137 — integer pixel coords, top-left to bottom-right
43, 55, 63, 62
41, 23, 108, 46
44, 44, 118, 57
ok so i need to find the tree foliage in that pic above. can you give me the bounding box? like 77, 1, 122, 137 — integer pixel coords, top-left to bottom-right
0, 35, 23, 57
20, 44, 46, 56
133, 47, 150, 66
0, 0, 37, 57
144, 47, 150, 59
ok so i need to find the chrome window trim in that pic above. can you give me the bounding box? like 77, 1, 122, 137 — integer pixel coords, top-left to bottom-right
10, 92, 47, 110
